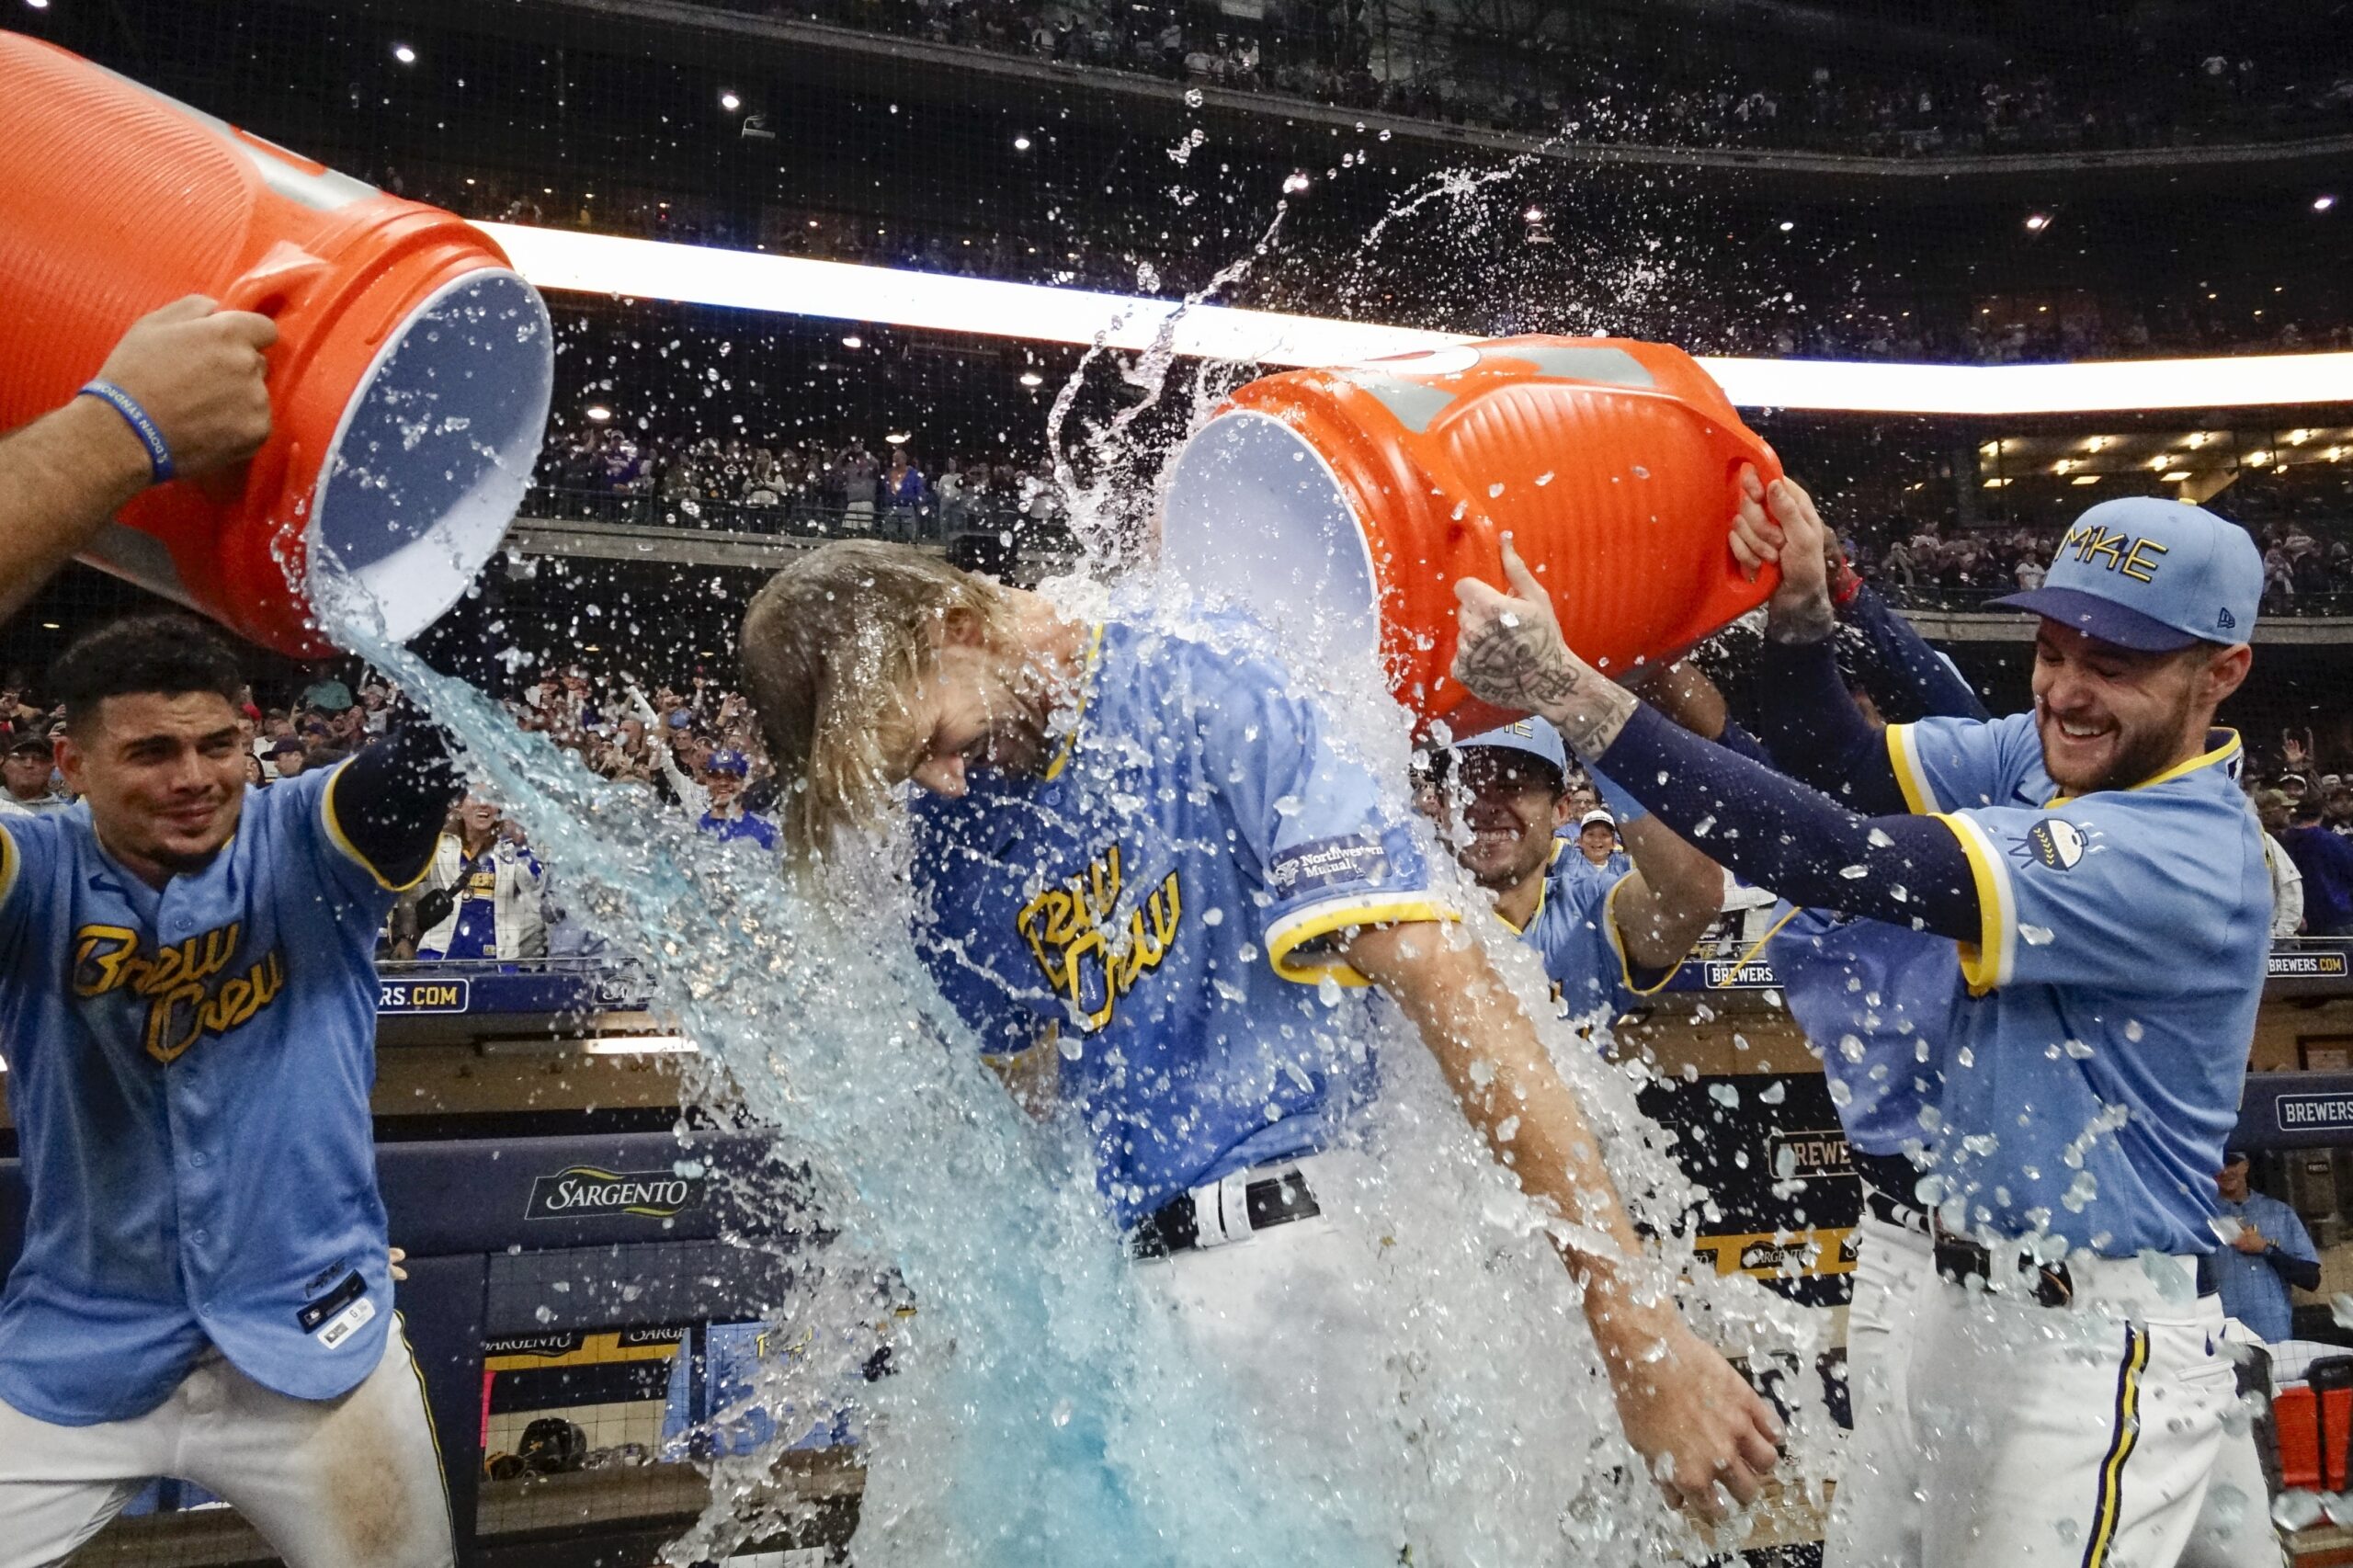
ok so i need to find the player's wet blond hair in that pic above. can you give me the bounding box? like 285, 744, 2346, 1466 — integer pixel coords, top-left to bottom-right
739, 540, 1017, 858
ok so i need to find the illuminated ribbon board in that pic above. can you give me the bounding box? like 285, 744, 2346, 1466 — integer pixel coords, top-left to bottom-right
483, 223, 2353, 415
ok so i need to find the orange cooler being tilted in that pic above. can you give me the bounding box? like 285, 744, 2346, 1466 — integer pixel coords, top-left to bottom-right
1162, 336, 1782, 737
0, 33, 553, 656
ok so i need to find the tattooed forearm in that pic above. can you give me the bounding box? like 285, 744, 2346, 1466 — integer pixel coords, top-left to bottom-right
1452, 613, 1639, 759
1553, 681, 1638, 759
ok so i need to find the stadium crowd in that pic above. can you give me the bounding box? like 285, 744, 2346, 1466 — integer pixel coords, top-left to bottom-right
523, 425, 1075, 544
713, 0, 2353, 157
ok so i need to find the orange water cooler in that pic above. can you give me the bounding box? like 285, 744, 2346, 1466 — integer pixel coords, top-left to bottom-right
1162, 337, 1781, 737
0, 32, 553, 656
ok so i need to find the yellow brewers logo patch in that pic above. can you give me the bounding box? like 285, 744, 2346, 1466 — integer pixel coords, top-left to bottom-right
72, 920, 287, 1064
1015, 841, 1182, 1032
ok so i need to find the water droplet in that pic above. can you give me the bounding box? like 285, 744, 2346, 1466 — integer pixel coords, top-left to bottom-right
1758, 1080, 1787, 1105
1317, 974, 1344, 1008
1184, 88, 1203, 108
2020, 925, 2056, 946
2274, 1490, 2325, 1532
1533, 471, 1553, 486
1838, 864, 1869, 880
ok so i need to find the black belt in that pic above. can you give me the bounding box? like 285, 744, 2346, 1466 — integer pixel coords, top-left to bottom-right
1932, 1223, 2219, 1309
1131, 1166, 1321, 1259
1933, 1228, 2076, 1308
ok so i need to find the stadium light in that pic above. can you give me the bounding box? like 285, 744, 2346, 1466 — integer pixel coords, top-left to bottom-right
392, 42, 416, 64
720, 90, 741, 111
1019, 370, 1045, 387
1013, 134, 1031, 151
2318, 195, 2339, 213
584, 404, 611, 422
1283, 172, 1313, 194
480, 223, 2353, 414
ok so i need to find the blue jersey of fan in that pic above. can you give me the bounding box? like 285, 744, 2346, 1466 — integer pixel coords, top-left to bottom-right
913, 616, 1449, 1226
1886, 713, 2268, 1256
0, 767, 404, 1425
1766, 908, 1960, 1158
1500, 841, 1663, 1019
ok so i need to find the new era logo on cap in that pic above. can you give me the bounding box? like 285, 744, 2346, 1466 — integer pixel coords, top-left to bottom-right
1989, 496, 2262, 653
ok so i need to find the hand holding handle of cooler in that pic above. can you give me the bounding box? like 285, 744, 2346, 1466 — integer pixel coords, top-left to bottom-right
77, 298, 278, 487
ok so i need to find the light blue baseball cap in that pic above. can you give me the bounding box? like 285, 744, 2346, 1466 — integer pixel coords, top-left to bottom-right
1991, 496, 2262, 652
1453, 717, 1569, 779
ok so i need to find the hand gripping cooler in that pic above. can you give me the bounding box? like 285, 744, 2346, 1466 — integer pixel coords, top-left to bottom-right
1161, 336, 1783, 737
0, 34, 553, 657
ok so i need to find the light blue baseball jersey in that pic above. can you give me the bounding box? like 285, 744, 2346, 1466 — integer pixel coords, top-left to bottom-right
1886, 713, 2268, 1256
1766, 906, 1960, 1158
1499, 841, 1663, 1019
914, 615, 1449, 1226
0, 766, 405, 1424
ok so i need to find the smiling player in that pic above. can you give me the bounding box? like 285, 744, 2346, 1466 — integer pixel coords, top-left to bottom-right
0, 617, 461, 1566
1450, 484, 2268, 1567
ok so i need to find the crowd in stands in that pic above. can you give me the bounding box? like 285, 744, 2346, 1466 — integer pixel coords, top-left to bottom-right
719, 0, 2353, 156
523, 425, 1078, 547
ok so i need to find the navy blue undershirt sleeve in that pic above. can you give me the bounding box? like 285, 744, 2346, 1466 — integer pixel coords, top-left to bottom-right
1596, 704, 1980, 942
336, 722, 463, 888
1841, 584, 1992, 725
1749, 635, 1912, 816
1715, 715, 1776, 767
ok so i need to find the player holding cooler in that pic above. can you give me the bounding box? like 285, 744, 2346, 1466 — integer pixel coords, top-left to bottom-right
738, 541, 1780, 1550
1452, 483, 2269, 1567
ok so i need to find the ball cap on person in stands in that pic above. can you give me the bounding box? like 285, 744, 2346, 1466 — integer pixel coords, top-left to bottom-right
703, 749, 751, 778
1578, 809, 1617, 832
267, 736, 306, 757
5, 732, 51, 758
1451, 717, 1569, 782
1989, 496, 2262, 652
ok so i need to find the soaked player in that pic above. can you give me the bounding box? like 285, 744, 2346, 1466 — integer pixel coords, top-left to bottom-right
1454, 482, 2268, 1567
739, 541, 1780, 1541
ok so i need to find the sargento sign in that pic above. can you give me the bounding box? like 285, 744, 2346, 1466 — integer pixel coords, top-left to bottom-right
525, 1165, 706, 1221
2275, 1093, 2353, 1132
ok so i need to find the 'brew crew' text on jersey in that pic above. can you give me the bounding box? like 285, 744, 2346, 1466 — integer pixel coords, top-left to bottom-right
1888, 713, 2268, 1256
914, 617, 1449, 1227
1498, 840, 1671, 1019
0, 767, 405, 1425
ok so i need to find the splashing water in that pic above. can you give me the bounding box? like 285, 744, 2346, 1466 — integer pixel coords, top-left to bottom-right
304, 170, 1827, 1558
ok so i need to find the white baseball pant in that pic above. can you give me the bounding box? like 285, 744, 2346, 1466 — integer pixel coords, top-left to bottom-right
0, 1315, 453, 1568
1829, 1216, 2260, 1568
1134, 1148, 1631, 1565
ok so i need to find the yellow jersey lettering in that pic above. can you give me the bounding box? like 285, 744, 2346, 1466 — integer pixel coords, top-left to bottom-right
1017, 842, 1185, 1032
73, 921, 284, 1064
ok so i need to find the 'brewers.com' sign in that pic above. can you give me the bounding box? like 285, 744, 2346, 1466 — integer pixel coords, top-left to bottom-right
525, 1165, 707, 1221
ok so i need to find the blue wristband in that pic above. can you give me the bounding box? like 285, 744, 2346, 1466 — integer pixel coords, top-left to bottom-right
77, 380, 174, 484
1584, 761, 1650, 825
